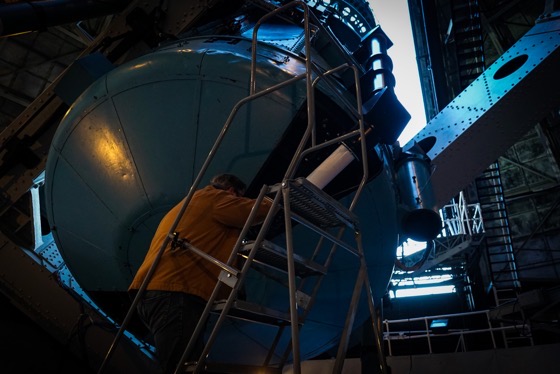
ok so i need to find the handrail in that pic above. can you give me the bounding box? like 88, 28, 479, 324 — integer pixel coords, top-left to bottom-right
382, 309, 535, 356
100, 1, 377, 373
97, 66, 309, 374
169, 235, 239, 277
249, 4, 375, 373
174, 184, 280, 374
251, 1, 315, 183
306, 6, 366, 75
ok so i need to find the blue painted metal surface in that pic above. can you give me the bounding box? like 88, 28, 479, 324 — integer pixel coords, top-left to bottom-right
43, 5, 409, 362
405, 15, 560, 208
46, 38, 309, 291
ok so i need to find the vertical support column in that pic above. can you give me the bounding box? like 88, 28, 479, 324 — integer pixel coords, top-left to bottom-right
282, 184, 301, 374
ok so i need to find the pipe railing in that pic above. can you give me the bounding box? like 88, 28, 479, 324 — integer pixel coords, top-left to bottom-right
383, 309, 534, 356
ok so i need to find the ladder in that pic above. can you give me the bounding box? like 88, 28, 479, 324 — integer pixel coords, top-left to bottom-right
451, 0, 485, 88
450, 0, 526, 347
178, 177, 380, 373
174, 3, 385, 372
475, 163, 521, 293
475, 163, 530, 348
100, 2, 387, 373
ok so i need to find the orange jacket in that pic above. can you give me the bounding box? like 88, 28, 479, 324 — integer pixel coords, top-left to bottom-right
129, 185, 271, 301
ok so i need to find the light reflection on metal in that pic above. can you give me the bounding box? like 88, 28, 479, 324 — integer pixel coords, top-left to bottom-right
93, 127, 134, 181
396, 150, 441, 242
130, 62, 149, 70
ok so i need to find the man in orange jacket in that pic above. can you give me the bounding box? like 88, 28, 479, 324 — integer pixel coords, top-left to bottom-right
129, 174, 272, 373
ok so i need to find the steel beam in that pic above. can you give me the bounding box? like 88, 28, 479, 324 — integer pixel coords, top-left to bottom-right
405, 11, 560, 208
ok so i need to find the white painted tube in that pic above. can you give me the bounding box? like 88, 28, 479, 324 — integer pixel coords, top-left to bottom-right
306, 144, 355, 189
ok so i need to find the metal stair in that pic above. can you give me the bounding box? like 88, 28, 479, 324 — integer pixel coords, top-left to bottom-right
173, 3, 385, 372
451, 0, 485, 88
475, 163, 520, 292
475, 163, 530, 348
100, 3, 388, 374
181, 176, 370, 373
239, 239, 327, 278
451, 0, 522, 334
199, 177, 360, 333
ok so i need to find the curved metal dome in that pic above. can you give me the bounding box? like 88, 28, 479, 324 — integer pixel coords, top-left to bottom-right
44, 36, 399, 364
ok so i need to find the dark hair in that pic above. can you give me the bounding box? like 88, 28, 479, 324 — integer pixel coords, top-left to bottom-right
210, 174, 246, 196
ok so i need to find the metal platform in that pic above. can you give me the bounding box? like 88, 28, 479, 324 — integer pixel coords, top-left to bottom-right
270, 178, 359, 230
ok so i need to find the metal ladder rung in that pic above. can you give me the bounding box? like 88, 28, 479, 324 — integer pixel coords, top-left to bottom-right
488, 247, 513, 256
240, 240, 327, 278
485, 231, 511, 236
484, 224, 511, 230
486, 236, 512, 241
483, 166, 500, 172
483, 215, 509, 221
490, 261, 517, 266
457, 50, 484, 60
483, 208, 507, 214
477, 184, 500, 191
493, 279, 519, 285
476, 176, 500, 182
486, 241, 512, 250
487, 250, 515, 256
486, 241, 512, 248
452, 1, 480, 11
459, 61, 485, 71
455, 29, 483, 39
479, 198, 505, 205
477, 192, 504, 199
487, 250, 514, 257
491, 270, 517, 275
212, 299, 294, 326
456, 40, 484, 50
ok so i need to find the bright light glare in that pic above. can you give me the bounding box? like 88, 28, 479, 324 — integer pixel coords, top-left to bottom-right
394, 274, 453, 286
398, 239, 428, 257
368, 0, 426, 144
391, 285, 456, 298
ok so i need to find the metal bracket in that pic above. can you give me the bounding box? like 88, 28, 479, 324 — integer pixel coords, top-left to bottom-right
296, 290, 311, 310
218, 270, 238, 289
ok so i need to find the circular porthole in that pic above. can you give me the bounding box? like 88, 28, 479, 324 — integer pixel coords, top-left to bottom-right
494, 54, 528, 80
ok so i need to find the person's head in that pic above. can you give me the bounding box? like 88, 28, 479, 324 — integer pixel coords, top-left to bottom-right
210, 174, 246, 197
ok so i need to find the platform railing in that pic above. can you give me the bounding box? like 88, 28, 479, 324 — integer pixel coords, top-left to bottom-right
383, 309, 533, 356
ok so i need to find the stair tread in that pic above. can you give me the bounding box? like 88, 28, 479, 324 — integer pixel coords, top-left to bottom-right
212, 299, 293, 326
240, 240, 326, 277
457, 50, 484, 60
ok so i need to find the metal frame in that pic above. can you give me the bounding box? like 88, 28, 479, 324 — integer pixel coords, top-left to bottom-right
99, 1, 388, 373
383, 309, 519, 356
